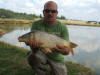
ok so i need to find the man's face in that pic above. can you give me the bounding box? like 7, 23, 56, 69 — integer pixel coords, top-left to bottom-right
43, 3, 58, 22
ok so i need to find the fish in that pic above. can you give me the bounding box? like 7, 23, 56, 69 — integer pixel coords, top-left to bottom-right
18, 30, 78, 56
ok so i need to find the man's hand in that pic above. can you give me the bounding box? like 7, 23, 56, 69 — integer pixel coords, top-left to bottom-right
53, 45, 70, 55
25, 40, 42, 49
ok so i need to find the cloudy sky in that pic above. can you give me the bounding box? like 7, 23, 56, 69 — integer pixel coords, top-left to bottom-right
0, 0, 100, 21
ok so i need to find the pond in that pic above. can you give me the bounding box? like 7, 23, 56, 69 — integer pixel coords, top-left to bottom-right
0, 25, 100, 75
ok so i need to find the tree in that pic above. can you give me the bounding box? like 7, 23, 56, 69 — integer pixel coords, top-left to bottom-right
39, 14, 42, 18
61, 15, 66, 19
0, 8, 38, 20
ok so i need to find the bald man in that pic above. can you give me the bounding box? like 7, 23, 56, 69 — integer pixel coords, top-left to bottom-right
26, 1, 70, 75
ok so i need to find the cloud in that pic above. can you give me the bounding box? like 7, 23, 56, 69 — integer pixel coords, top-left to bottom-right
0, 0, 100, 21
88, 8, 98, 14
0, 0, 3, 4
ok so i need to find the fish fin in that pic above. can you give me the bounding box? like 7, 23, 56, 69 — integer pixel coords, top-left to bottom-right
69, 42, 78, 48
44, 48, 52, 53
64, 46, 74, 56
64, 42, 77, 56
70, 48, 74, 56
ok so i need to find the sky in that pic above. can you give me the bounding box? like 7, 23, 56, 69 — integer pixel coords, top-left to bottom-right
0, 0, 100, 21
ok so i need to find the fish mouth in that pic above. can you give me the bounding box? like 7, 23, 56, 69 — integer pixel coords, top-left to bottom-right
18, 37, 23, 42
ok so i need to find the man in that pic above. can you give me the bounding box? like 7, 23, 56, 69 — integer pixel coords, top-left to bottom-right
26, 1, 70, 75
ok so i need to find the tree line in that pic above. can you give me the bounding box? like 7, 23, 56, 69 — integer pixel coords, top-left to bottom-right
0, 8, 38, 20
0, 8, 66, 20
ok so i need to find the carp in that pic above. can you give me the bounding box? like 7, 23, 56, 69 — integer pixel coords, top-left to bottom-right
18, 30, 78, 56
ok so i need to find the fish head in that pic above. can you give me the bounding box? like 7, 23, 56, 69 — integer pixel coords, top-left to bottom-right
18, 31, 35, 42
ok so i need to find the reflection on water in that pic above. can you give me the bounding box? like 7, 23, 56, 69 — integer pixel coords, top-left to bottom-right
0, 24, 32, 49
0, 24, 31, 33
66, 25, 100, 75
0, 28, 31, 49
0, 25, 100, 75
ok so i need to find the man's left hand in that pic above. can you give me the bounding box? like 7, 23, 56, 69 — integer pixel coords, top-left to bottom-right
53, 45, 70, 55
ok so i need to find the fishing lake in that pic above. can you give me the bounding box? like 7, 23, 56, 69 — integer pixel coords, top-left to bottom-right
0, 25, 100, 75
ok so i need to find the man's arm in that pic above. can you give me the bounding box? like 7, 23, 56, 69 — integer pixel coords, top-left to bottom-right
55, 24, 70, 55
25, 21, 41, 51
53, 45, 70, 55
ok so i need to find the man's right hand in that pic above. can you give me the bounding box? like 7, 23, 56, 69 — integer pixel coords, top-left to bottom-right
25, 40, 42, 49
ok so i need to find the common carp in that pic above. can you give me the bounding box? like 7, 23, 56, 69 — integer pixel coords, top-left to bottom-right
18, 30, 78, 56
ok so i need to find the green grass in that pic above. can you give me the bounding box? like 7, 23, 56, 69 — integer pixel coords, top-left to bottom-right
0, 29, 6, 37
66, 62, 95, 75
0, 41, 35, 75
0, 18, 33, 24
0, 18, 100, 27
0, 41, 95, 75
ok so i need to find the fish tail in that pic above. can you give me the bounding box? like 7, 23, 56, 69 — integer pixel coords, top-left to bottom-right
70, 48, 74, 56
69, 42, 78, 48
64, 42, 77, 56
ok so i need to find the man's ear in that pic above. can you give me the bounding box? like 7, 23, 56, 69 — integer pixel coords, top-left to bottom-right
56, 10, 58, 15
57, 10, 58, 15
43, 10, 45, 15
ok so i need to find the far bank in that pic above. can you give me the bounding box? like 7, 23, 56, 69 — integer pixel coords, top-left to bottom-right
0, 18, 100, 27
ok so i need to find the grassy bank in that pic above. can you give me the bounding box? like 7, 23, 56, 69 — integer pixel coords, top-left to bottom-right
0, 18, 100, 27
59, 19, 100, 27
0, 29, 7, 38
0, 18, 33, 24
0, 41, 95, 75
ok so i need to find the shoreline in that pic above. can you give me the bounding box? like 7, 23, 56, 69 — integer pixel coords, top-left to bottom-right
59, 19, 100, 27
0, 18, 100, 27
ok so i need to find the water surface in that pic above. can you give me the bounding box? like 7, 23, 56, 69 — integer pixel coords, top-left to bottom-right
67, 25, 100, 75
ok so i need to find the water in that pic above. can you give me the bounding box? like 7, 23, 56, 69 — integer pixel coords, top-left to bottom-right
0, 25, 100, 75
67, 25, 100, 75
0, 28, 31, 49
0, 24, 32, 49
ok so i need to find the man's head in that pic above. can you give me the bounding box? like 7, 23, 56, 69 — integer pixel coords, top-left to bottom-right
43, 1, 58, 23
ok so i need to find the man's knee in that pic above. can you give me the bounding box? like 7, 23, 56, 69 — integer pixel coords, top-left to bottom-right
48, 59, 67, 75
27, 51, 49, 75
27, 52, 36, 69
27, 51, 47, 68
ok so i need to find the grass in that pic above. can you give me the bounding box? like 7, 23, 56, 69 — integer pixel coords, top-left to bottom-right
0, 41, 95, 75
0, 29, 7, 38
0, 18, 100, 27
0, 41, 35, 75
59, 19, 100, 27
0, 18, 33, 24
66, 62, 95, 75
